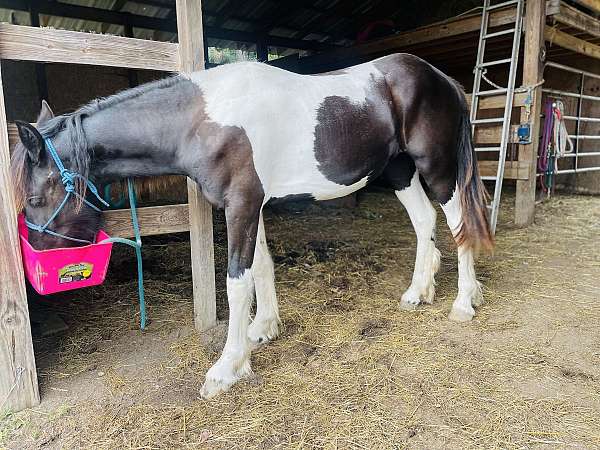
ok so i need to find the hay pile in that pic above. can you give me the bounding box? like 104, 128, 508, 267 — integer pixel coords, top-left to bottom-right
2, 190, 600, 449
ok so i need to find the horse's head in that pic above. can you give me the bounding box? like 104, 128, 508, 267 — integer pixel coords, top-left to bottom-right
11, 101, 102, 250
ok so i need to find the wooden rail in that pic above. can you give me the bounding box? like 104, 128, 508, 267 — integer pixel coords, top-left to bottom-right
0, 23, 179, 71
103, 204, 190, 237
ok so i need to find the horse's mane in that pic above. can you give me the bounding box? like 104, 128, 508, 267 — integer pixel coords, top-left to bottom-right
11, 75, 183, 212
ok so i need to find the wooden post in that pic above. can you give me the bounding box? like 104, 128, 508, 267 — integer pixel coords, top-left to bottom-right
257, 39, 268, 62
124, 21, 139, 87
29, 3, 49, 101
0, 65, 40, 412
515, 0, 546, 226
176, 0, 217, 331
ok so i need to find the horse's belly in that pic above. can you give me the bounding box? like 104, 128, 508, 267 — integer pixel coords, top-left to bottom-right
257, 136, 395, 202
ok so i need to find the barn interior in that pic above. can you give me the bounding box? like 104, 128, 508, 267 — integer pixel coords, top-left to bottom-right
1, 0, 600, 448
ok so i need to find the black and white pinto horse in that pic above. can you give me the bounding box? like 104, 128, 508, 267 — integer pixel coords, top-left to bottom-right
12, 53, 493, 398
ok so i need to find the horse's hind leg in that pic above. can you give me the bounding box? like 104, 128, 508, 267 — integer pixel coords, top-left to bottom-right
248, 213, 280, 348
384, 154, 441, 310
408, 149, 484, 322
440, 191, 483, 322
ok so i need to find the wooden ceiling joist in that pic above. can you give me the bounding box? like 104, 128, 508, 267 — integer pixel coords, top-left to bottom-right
570, 0, 600, 15
545, 25, 600, 59
549, 1, 600, 39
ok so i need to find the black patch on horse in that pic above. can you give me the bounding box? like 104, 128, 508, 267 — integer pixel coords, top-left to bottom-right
313, 78, 398, 186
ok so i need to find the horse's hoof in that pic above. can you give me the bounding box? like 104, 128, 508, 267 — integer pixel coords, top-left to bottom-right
248, 317, 280, 350
422, 285, 436, 305
448, 306, 475, 322
200, 355, 251, 399
400, 299, 419, 311
471, 283, 484, 307
200, 376, 232, 400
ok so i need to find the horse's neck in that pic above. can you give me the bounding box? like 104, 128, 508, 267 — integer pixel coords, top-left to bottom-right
81, 81, 200, 183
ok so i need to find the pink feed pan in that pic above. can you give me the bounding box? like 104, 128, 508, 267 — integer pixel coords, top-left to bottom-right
17, 214, 113, 295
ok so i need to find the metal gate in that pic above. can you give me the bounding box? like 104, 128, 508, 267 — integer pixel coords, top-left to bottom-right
542, 61, 600, 175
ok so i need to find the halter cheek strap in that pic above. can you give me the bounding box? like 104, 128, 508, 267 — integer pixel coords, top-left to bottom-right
24, 138, 109, 244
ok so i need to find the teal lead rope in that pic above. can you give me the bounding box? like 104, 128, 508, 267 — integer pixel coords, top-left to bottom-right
100, 179, 146, 330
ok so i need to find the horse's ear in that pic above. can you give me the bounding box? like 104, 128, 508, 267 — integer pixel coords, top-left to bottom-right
15, 121, 45, 165
37, 100, 54, 124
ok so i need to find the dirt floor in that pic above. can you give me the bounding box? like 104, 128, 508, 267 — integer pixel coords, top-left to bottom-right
1, 189, 599, 449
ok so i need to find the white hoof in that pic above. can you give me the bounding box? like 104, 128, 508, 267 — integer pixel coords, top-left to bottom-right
200, 355, 251, 400
421, 283, 436, 305
448, 305, 475, 322
248, 316, 280, 349
400, 288, 421, 310
471, 282, 484, 307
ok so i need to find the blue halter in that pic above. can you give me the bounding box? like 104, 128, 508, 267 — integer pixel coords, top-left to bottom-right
25, 137, 147, 329
25, 138, 110, 244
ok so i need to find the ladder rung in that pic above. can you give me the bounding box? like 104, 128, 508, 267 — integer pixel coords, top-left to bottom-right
479, 58, 512, 68
487, 0, 519, 11
482, 176, 498, 181
472, 118, 504, 124
484, 28, 516, 39
475, 147, 501, 152
476, 88, 509, 96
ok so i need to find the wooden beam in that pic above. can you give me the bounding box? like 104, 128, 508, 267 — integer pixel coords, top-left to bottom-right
551, 1, 600, 39
474, 124, 520, 144
466, 92, 528, 109
0, 0, 335, 51
176, 0, 217, 332
103, 204, 189, 237
570, 0, 600, 15
0, 63, 40, 413
516, 0, 546, 227
478, 161, 531, 180
544, 25, 600, 59
298, 6, 518, 71
0, 23, 179, 71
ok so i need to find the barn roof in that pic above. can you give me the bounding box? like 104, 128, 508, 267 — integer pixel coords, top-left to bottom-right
0, 0, 482, 56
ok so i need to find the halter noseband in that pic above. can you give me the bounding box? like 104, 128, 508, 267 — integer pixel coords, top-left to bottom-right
24, 137, 109, 245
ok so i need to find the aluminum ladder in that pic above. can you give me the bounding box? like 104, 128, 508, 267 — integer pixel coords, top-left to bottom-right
470, 0, 525, 234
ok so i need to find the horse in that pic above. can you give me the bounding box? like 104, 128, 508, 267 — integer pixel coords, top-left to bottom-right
11, 53, 493, 399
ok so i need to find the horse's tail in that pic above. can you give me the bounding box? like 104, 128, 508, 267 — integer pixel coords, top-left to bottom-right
454, 101, 495, 252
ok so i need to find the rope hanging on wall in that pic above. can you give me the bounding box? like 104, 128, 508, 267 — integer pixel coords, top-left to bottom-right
538, 98, 573, 196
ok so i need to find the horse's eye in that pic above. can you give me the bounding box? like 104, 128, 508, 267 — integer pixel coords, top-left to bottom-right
28, 196, 45, 208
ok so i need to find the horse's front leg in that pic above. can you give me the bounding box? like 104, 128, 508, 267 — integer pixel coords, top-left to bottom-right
200, 198, 262, 399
